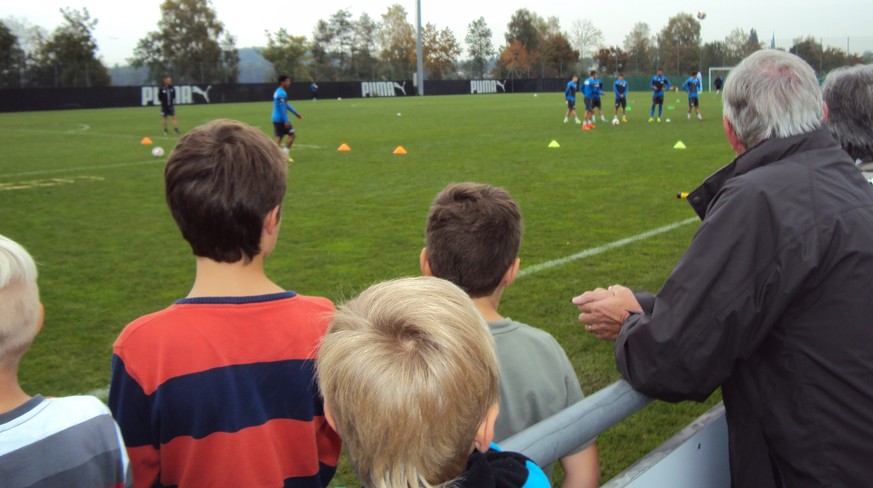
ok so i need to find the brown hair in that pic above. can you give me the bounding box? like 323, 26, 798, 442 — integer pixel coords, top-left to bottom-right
317, 276, 500, 488
164, 119, 287, 263
425, 183, 522, 297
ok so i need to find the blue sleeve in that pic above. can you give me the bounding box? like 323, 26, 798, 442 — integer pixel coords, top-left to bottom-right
286, 103, 299, 117
522, 460, 551, 487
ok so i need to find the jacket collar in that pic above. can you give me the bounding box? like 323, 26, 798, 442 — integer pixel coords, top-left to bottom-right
687, 127, 840, 219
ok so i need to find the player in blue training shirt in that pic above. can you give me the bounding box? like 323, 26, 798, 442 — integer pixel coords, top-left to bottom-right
564, 75, 581, 124
613, 72, 629, 123
592, 74, 607, 123
649, 68, 671, 122
272, 74, 303, 161
682, 71, 704, 121
581, 71, 598, 130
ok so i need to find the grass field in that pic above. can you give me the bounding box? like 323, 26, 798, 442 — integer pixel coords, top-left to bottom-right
0, 89, 730, 486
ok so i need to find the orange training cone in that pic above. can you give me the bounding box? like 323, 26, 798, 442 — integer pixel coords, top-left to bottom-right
141, 137, 153, 145
393, 146, 407, 155
338, 143, 351, 152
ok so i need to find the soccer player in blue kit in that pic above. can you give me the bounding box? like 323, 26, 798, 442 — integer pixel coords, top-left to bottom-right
272, 75, 302, 162
649, 69, 671, 122
564, 75, 581, 124
682, 71, 704, 120
613, 72, 629, 123
592, 75, 607, 123
581, 71, 599, 130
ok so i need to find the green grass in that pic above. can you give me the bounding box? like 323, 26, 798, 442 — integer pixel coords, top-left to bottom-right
0, 90, 730, 486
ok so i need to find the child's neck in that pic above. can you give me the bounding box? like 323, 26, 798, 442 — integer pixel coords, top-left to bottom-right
472, 288, 505, 323
188, 256, 284, 298
0, 368, 31, 415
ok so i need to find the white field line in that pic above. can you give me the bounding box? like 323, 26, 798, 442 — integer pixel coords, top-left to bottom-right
83, 217, 698, 402
517, 217, 699, 278
0, 159, 165, 179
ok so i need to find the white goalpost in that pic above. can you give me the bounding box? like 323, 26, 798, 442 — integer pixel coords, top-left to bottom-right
708, 66, 734, 92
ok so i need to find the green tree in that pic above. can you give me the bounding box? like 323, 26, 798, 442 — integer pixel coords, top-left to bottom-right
261, 29, 309, 80
505, 9, 541, 52
701, 41, 728, 69
790, 37, 823, 72
353, 13, 380, 79
130, 0, 239, 84
657, 13, 701, 77
539, 33, 579, 77
0, 21, 24, 88
27, 8, 109, 87
595, 46, 628, 76
465, 17, 494, 78
623, 22, 652, 75
379, 4, 415, 78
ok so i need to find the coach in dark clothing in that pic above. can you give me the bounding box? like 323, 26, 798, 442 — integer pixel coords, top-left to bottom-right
573, 50, 873, 487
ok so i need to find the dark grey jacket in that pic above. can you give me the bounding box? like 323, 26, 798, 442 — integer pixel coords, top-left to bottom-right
617, 128, 873, 487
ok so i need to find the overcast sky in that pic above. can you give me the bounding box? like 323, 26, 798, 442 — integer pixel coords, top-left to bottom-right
5, 0, 873, 66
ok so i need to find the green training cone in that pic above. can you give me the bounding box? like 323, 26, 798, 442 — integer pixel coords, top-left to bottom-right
673, 141, 687, 149
548, 140, 560, 148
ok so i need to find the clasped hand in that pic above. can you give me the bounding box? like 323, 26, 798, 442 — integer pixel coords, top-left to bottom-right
572, 285, 642, 341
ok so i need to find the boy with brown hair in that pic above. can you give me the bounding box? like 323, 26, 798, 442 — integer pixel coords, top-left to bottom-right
421, 182, 600, 487
0, 234, 131, 487
317, 276, 549, 488
108, 119, 341, 487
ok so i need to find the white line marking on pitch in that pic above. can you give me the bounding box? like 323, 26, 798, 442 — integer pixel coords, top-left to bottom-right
517, 217, 699, 278
0, 160, 164, 179
65, 123, 91, 133
80, 217, 698, 401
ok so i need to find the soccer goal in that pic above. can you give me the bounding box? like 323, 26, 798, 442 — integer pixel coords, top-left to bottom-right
708, 66, 733, 92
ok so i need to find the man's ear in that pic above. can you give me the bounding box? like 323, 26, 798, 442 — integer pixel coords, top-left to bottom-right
503, 258, 520, 287
264, 205, 281, 235
420, 248, 433, 276
723, 116, 747, 155
473, 403, 500, 453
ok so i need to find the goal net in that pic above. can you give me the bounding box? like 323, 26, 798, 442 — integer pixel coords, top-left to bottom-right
708, 66, 734, 92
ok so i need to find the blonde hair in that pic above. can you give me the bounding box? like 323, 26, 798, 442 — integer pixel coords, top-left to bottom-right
0, 234, 40, 365
317, 276, 499, 488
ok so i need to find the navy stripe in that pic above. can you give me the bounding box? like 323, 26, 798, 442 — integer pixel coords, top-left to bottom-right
109, 355, 154, 448
1, 415, 127, 488
174, 291, 297, 305
111, 357, 323, 446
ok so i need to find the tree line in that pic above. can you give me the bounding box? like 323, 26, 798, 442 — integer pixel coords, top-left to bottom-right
1, 0, 870, 89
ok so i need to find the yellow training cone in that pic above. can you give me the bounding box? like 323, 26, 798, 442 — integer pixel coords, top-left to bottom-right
141, 137, 153, 145
548, 140, 560, 148
337, 143, 351, 152
673, 141, 687, 149
393, 146, 407, 155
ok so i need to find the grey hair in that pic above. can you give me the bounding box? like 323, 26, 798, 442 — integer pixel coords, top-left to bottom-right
723, 50, 824, 148
0, 234, 40, 364
822, 64, 873, 162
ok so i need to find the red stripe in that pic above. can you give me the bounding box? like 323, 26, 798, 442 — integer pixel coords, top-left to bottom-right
114, 295, 334, 393
156, 417, 340, 487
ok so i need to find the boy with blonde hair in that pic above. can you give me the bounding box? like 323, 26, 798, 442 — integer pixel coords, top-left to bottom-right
109, 119, 341, 487
421, 182, 600, 487
317, 276, 549, 488
0, 234, 131, 487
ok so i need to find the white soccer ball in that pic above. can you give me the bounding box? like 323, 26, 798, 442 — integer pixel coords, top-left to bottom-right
666, 118, 671, 123
612, 118, 620, 126
697, 10, 706, 20
151, 146, 165, 158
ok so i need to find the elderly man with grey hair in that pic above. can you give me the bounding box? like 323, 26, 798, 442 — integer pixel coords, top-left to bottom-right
822, 64, 873, 179
573, 50, 873, 486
